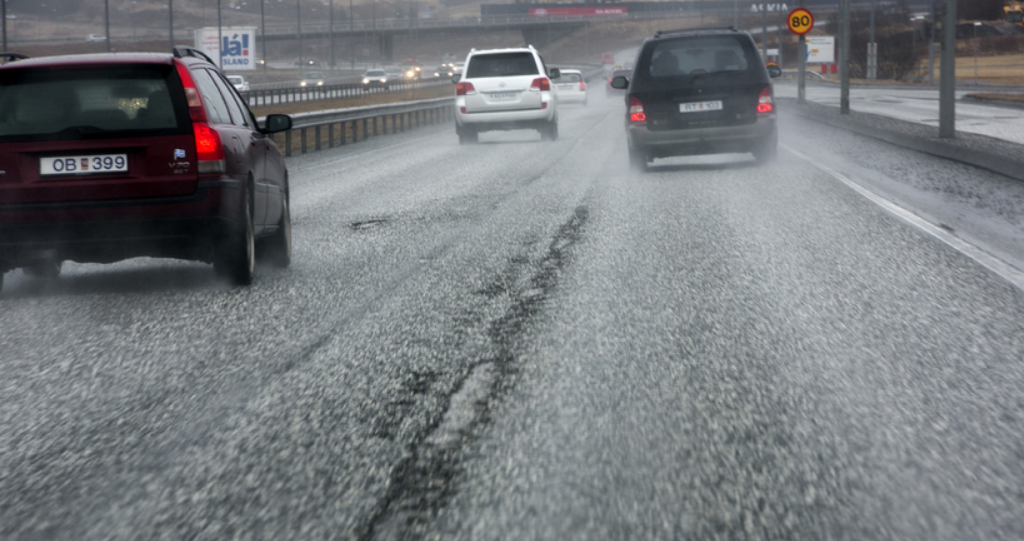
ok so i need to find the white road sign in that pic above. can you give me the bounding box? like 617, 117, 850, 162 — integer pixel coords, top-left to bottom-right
194, 27, 257, 71
806, 36, 835, 64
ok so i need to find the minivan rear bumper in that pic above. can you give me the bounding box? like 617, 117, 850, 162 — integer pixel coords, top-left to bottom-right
0, 179, 242, 271
628, 115, 776, 157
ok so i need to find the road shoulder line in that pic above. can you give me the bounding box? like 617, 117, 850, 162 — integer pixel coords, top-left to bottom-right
784, 144, 1024, 293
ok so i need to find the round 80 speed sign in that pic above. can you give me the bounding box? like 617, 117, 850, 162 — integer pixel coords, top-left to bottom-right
787, 8, 814, 35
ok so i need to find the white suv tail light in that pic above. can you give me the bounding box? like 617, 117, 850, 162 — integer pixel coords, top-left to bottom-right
530, 77, 550, 92
456, 81, 476, 96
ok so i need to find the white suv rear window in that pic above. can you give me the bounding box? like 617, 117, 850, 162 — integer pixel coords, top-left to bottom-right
465, 53, 539, 78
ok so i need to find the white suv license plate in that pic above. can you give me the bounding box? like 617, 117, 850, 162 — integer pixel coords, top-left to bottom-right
40, 154, 128, 176
490, 92, 517, 100
679, 101, 723, 113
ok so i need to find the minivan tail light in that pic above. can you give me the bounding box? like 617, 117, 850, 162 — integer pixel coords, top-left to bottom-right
193, 122, 226, 174
757, 86, 774, 114
629, 96, 646, 123
580, 81, 586, 91
456, 81, 476, 96
530, 77, 550, 92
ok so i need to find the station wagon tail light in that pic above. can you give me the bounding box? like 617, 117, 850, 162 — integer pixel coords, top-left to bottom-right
757, 86, 774, 114
580, 81, 586, 91
456, 81, 476, 96
174, 59, 206, 122
193, 123, 226, 173
530, 77, 550, 92
629, 96, 646, 123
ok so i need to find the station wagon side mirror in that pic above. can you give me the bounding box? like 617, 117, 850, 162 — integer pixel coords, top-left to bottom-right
451, 74, 461, 84
549, 68, 560, 79
263, 114, 292, 134
766, 65, 782, 78
610, 76, 629, 89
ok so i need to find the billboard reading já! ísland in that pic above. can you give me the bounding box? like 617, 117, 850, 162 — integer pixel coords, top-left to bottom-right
194, 27, 257, 71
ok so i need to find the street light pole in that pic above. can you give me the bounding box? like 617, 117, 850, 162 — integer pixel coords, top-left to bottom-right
261, 0, 267, 81
105, 0, 111, 52
217, 0, 223, 70
974, 22, 980, 85
938, 0, 956, 138
169, 0, 173, 51
839, 0, 850, 114
330, 0, 335, 68
2, 0, 7, 53
297, 0, 303, 76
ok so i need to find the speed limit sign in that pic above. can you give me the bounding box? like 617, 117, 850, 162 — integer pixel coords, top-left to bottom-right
787, 8, 814, 35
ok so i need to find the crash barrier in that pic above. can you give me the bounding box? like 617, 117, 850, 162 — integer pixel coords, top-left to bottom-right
240, 77, 449, 108
266, 97, 456, 157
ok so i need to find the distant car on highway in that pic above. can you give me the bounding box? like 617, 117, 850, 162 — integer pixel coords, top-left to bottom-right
86, 34, 105, 42
601, 52, 615, 64
452, 61, 465, 74
0, 47, 294, 291
299, 71, 325, 87
362, 69, 389, 91
401, 59, 422, 80
433, 64, 454, 78
554, 69, 587, 106
227, 75, 249, 92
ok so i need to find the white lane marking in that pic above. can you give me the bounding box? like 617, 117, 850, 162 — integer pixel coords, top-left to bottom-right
783, 143, 1024, 293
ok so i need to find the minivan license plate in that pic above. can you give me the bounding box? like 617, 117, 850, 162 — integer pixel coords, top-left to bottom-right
679, 101, 723, 113
40, 154, 128, 176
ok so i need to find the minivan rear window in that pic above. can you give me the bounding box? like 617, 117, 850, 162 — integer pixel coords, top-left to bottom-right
465, 53, 539, 78
643, 36, 758, 78
0, 65, 187, 141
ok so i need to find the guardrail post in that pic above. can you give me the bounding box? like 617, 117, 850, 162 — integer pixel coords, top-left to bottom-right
328, 123, 334, 148
285, 130, 292, 157
315, 125, 322, 151
301, 127, 308, 154
341, 121, 347, 145
361, 118, 367, 141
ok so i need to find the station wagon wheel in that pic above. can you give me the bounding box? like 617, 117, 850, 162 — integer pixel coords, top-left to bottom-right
215, 187, 256, 285
261, 176, 292, 269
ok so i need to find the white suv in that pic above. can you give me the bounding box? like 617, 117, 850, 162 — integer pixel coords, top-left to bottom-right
454, 46, 560, 144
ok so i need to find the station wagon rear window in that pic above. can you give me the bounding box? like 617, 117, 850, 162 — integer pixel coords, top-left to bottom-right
0, 65, 188, 141
465, 53, 539, 78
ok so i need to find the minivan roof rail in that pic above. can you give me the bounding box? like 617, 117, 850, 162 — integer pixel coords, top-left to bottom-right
655, 26, 737, 37
172, 46, 217, 66
0, 52, 29, 64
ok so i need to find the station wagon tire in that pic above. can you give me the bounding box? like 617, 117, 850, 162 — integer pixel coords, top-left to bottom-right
260, 184, 292, 269
23, 259, 62, 280
215, 189, 256, 285
458, 129, 478, 145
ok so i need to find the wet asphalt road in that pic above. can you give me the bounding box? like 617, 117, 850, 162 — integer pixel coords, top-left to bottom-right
3, 94, 1024, 540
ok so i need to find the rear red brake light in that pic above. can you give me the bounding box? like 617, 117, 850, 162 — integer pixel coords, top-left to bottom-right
193, 122, 226, 173
530, 77, 550, 92
456, 81, 476, 96
580, 81, 586, 91
629, 96, 646, 123
757, 86, 774, 114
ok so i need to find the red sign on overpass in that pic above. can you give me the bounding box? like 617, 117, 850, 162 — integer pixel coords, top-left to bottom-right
529, 6, 628, 17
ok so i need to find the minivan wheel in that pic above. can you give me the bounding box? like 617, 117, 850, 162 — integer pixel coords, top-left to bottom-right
215, 190, 256, 285
629, 147, 649, 172
754, 133, 778, 164
261, 188, 292, 269
23, 259, 62, 280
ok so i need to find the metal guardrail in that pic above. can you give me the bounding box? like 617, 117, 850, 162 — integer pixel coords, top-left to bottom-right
267, 97, 456, 157
239, 77, 448, 108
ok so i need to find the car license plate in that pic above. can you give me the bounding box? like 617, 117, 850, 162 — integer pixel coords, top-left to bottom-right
557, 84, 573, 90
490, 92, 517, 100
40, 154, 128, 176
679, 101, 723, 113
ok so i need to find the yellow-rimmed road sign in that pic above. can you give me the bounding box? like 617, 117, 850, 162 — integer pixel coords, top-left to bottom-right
787, 8, 814, 35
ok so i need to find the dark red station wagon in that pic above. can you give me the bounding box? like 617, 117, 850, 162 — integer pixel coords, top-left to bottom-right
0, 47, 293, 293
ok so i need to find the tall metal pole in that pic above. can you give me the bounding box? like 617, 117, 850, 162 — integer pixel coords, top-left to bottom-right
840, 0, 850, 114
261, 0, 267, 81
777, 8, 783, 69
798, 0, 806, 104
927, 0, 936, 83
974, 23, 979, 85
761, 3, 767, 60
2, 0, 7, 53
297, 0, 303, 76
734, 0, 738, 28
217, 0, 223, 70
105, 0, 111, 52
330, 0, 336, 68
869, 0, 876, 81
169, 0, 173, 51
938, 0, 956, 138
